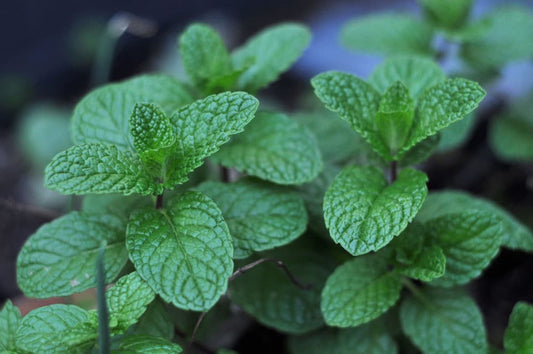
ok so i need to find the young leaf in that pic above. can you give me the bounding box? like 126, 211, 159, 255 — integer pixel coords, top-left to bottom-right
399, 245, 446, 282
400, 287, 487, 354
504, 302, 533, 354
418, 0, 473, 30
115, 334, 182, 353
17, 211, 128, 298
426, 211, 502, 287
321, 256, 402, 327
179, 23, 232, 92
197, 178, 307, 258
369, 56, 445, 100
72, 75, 193, 150
341, 14, 434, 56
45, 143, 160, 196
16, 304, 97, 353
323, 165, 428, 256
400, 78, 485, 155
311, 72, 389, 160
126, 191, 233, 311
229, 238, 336, 334
0, 301, 21, 351
164, 92, 259, 188
232, 23, 311, 92
212, 112, 323, 185
107, 272, 155, 334
133, 299, 174, 340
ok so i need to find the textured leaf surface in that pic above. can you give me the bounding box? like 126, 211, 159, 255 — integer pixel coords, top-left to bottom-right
426, 211, 502, 287
323, 165, 428, 255
504, 302, 533, 354
418, 190, 533, 252
165, 92, 258, 187
312, 71, 389, 160
401, 78, 485, 154
16, 304, 96, 353
321, 256, 402, 327
232, 23, 311, 92
341, 14, 434, 56
72, 75, 193, 149
45, 143, 159, 195
399, 245, 446, 282
369, 56, 445, 101
107, 272, 155, 334
0, 301, 21, 351
133, 299, 174, 340
179, 23, 232, 92
288, 319, 398, 354
197, 179, 307, 258
400, 287, 487, 354
213, 112, 322, 185
17, 211, 128, 298
127, 191, 233, 311
490, 114, 533, 162
116, 334, 182, 353
229, 238, 335, 334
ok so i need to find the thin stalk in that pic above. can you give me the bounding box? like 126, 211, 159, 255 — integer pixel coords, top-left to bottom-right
155, 193, 164, 209
96, 241, 110, 354
390, 160, 398, 183
186, 312, 208, 354
401, 277, 432, 307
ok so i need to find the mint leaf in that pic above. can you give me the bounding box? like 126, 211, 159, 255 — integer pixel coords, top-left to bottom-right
165, 92, 259, 188
438, 112, 476, 151
418, 0, 473, 30
400, 287, 487, 354
400, 78, 485, 155
288, 319, 398, 354
229, 238, 335, 334
312, 72, 389, 160
369, 56, 445, 101
426, 211, 502, 287
130, 103, 175, 164
17, 211, 128, 298
321, 256, 402, 327
504, 302, 533, 354
341, 14, 434, 56
16, 304, 96, 353
197, 178, 307, 258
399, 245, 446, 282
232, 23, 311, 92
398, 134, 440, 166
0, 301, 21, 351
179, 23, 232, 93
212, 112, 322, 185
45, 143, 159, 196
127, 191, 233, 311
107, 272, 155, 334
133, 299, 174, 340
72, 75, 193, 149
323, 165, 428, 256
116, 334, 182, 353
418, 190, 533, 252
490, 114, 533, 162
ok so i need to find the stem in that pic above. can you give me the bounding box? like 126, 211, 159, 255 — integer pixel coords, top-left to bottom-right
186, 312, 208, 354
401, 277, 430, 306
155, 193, 163, 209
221, 166, 231, 183
390, 160, 398, 183
175, 327, 214, 354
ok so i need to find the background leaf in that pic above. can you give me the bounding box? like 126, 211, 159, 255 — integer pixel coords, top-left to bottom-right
116, 334, 182, 353
0, 301, 21, 351
489, 113, 533, 162
418, 0, 473, 30
133, 299, 174, 340
504, 302, 533, 354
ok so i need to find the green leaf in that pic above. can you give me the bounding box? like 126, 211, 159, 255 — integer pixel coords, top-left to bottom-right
426, 211, 502, 287
45, 143, 159, 196
0, 301, 21, 351
341, 14, 434, 56
107, 272, 155, 334
418, 190, 533, 252
418, 0, 473, 30
323, 165, 428, 256
437, 112, 476, 151
400, 287, 487, 354
490, 114, 533, 162
130, 103, 175, 164
126, 191, 233, 311
504, 302, 533, 354
232, 23, 311, 92
399, 245, 446, 282
133, 299, 174, 340
375, 81, 415, 152
179, 23, 232, 92
321, 256, 402, 327
115, 334, 182, 353
400, 78, 485, 155
164, 92, 259, 188
312, 72, 389, 160
398, 134, 440, 166
288, 319, 398, 354
369, 56, 446, 101
72, 75, 193, 149
197, 178, 307, 258
229, 238, 335, 334
17, 211, 128, 298
212, 112, 322, 185
16, 304, 97, 353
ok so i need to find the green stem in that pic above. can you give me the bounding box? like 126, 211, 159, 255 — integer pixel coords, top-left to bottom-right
401, 277, 432, 308
91, 33, 117, 88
